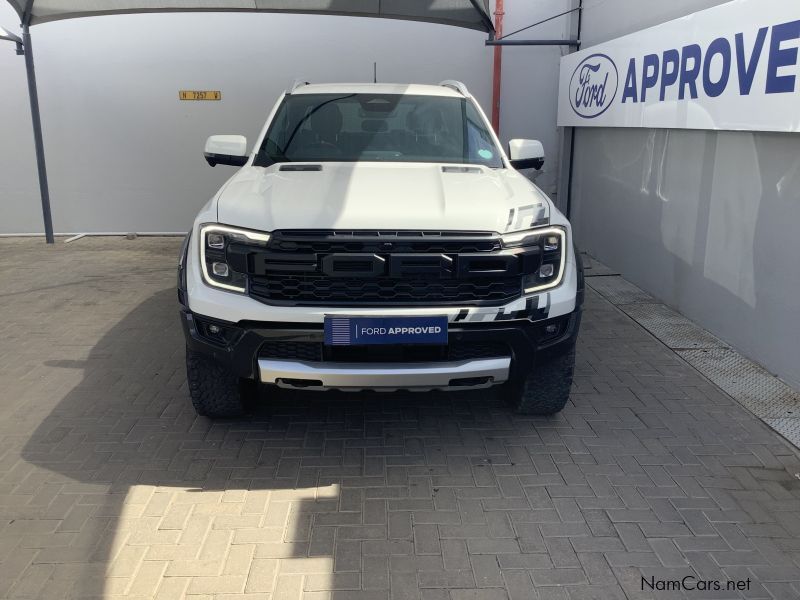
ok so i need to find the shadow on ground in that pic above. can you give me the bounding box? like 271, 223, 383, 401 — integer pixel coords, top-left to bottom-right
16, 288, 520, 598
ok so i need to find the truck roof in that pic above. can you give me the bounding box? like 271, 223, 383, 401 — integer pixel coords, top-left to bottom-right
289, 82, 464, 98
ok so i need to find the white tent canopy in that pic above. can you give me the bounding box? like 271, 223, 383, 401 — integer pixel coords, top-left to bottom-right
7, 0, 494, 32
0, 24, 21, 41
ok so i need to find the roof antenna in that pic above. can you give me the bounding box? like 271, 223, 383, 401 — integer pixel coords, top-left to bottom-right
373, 62, 377, 83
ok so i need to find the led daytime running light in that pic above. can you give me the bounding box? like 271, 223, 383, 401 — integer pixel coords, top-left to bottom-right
199, 224, 270, 293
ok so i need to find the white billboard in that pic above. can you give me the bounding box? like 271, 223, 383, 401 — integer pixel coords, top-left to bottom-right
557, 0, 800, 132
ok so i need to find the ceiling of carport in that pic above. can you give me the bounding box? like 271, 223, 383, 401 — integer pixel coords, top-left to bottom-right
6, 0, 494, 32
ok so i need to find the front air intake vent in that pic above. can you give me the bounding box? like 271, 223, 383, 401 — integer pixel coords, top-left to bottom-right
279, 164, 322, 171
441, 166, 481, 174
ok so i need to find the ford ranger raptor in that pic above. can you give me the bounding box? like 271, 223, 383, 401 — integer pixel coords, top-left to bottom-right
178, 81, 584, 417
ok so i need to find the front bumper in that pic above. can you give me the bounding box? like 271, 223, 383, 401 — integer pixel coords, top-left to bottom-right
180, 306, 582, 391
259, 356, 511, 391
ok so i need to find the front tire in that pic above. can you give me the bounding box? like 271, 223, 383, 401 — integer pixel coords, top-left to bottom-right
505, 346, 576, 415
186, 348, 248, 417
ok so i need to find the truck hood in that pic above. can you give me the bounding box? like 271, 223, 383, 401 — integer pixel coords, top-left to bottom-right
215, 162, 551, 233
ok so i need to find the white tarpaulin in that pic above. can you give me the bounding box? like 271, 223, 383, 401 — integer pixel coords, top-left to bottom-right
0, 24, 21, 41
6, 0, 493, 31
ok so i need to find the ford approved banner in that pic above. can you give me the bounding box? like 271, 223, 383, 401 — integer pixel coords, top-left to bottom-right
557, 0, 800, 132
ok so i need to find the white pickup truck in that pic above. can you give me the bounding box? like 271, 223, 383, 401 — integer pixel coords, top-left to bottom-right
178, 81, 583, 417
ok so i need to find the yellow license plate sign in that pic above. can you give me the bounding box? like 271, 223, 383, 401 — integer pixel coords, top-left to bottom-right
179, 90, 221, 101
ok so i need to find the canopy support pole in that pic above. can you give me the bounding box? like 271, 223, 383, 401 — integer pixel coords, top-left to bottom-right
490, 0, 503, 134
20, 22, 54, 244
564, 0, 582, 219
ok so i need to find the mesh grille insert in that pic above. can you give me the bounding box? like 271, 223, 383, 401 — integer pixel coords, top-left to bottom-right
250, 275, 521, 306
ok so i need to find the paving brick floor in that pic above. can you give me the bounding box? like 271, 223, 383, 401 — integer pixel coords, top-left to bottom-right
0, 236, 799, 600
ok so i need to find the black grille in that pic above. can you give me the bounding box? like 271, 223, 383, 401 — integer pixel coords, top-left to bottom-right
236, 230, 534, 307
250, 275, 521, 306
258, 340, 510, 363
259, 341, 322, 361
449, 342, 510, 361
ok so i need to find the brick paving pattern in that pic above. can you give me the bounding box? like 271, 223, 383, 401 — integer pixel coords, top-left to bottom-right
0, 236, 799, 599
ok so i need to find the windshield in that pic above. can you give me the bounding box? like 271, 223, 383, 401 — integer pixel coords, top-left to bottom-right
254, 93, 503, 168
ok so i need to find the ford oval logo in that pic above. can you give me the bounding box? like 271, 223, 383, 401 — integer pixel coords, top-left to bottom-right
569, 53, 618, 118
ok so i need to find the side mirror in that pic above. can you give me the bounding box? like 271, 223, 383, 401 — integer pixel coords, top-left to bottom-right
508, 139, 544, 170
204, 135, 248, 167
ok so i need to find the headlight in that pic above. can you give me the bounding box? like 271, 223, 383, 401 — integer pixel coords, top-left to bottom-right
502, 226, 566, 293
199, 223, 270, 293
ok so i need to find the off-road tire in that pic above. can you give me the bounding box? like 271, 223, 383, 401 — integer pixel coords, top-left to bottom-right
186, 348, 247, 417
506, 346, 576, 415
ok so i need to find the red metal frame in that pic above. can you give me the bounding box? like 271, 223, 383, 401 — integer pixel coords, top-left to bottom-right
491, 0, 504, 134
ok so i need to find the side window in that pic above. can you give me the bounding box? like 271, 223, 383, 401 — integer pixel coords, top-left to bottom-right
465, 103, 498, 165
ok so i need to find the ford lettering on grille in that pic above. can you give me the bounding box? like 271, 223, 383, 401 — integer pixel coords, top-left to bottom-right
321, 253, 478, 279
321, 254, 387, 278
229, 231, 538, 307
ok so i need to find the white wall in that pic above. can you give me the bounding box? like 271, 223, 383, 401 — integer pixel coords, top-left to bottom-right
569, 0, 800, 389
498, 0, 572, 199
0, 4, 493, 233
